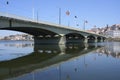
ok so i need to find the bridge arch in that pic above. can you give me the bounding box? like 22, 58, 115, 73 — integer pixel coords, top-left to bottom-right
1, 26, 59, 37
87, 35, 105, 43
87, 35, 96, 43
65, 33, 85, 43
97, 36, 102, 42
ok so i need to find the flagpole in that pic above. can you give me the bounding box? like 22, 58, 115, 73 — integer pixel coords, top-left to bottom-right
32, 0, 35, 20
68, 21, 70, 27
66, 10, 70, 27
83, 20, 88, 31
83, 21, 85, 31
59, 8, 61, 25
32, 8, 35, 20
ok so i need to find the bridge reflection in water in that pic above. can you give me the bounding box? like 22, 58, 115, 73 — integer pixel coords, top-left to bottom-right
0, 42, 102, 80
4, 41, 120, 80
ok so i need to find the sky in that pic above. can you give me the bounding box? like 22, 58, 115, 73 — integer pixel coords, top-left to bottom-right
0, 0, 120, 37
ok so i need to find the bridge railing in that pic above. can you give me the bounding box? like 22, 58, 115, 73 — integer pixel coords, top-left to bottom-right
0, 12, 63, 27
0, 12, 34, 22
0, 12, 81, 30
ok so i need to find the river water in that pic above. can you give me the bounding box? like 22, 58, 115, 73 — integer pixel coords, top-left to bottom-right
0, 41, 120, 80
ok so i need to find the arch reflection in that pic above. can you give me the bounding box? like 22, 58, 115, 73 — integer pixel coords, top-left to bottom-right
0, 42, 102, 80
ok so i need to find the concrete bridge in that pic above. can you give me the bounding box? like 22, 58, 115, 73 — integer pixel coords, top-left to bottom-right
0, 12, 106, 44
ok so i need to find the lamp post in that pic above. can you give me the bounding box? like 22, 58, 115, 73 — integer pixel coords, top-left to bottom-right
83, 20, 88, 31
37, 11, 39, 21
32, 0, 35, 20
32, 8, 35, 20
6, 1, 9, 16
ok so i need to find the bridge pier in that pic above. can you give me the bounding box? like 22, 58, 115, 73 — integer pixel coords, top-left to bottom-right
95, 37, 98, 43
100, 37, 104, 42
84, 36, 88, 43
34, 35, 66, 45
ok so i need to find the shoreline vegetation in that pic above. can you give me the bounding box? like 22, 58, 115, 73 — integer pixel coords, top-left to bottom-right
106, 38, 120, 42
0, 40, 34, 41
1, 38, 120, 42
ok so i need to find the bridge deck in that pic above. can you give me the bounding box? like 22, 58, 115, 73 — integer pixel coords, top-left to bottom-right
0, 12, 105, 37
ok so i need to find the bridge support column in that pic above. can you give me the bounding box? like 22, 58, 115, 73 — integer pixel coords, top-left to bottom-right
84, 43, 89, 50
59, 35, 66, 45
100, 37, 104, 42
34, 35, 66, 45
95, 37, 98, 43
84, 36, 88, 43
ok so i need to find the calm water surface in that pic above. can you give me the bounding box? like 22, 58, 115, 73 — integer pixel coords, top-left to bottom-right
0, 41, 120, 80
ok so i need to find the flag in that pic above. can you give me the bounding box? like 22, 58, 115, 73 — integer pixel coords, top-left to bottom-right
75, 16, 77, 18
6, 1, 9, 5
66, 10, 70, 16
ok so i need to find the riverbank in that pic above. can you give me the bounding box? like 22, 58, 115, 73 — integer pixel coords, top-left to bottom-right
107, 38, 120, 42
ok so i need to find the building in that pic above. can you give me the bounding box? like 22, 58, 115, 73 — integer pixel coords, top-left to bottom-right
105, 30, 120, 38
0, 36, 3, 40
1, 34, 33, 41
96, 24, 120, 38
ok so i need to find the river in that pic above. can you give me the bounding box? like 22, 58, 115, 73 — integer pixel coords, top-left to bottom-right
0, 41, 120, 80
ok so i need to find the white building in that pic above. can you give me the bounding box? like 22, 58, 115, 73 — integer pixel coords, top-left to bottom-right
105, 30, 120, 38
0, 36, 3, 40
